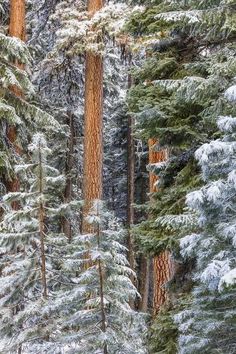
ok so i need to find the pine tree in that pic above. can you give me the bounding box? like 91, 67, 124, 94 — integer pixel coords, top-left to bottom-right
52, 200, 147, 354
0, 133, 68, 353
175, 86, 236, 353
127, 0, 236, 350
0, 2, 60, 192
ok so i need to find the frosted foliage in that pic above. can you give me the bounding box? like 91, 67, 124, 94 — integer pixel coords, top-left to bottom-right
0, 134, 69, 353
156, 212, 197, 231
201, 260, 230, 284
195, 140, 236, 164
49, 201, 147, 354
177, 113, 236, 352
218, 115, 236, 133
54, 2, 144, 55
186, 190, 204, 209
225, 85, 236, 103
155, 10, 201, 23
180, 233, 201, 258
219, 268, 236, 290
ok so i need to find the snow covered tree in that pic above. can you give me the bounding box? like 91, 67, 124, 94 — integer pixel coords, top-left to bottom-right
128, 0, 236, 256
52, 200, 148, 354
126, 0, 236, 349
0, 2, 60, 195
0, 133, 69, 353
175, 86, 236, 353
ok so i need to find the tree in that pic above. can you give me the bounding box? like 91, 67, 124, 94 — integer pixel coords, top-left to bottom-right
0, 134, 68, 353
127, 0, 236, 350
0, 1, 60, 196
53, 200, 147, 354
176, 87, 236, 353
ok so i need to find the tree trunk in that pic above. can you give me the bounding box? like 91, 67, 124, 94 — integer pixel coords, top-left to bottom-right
96, 220, 108, 354
62, 112, 74, 241
127, 71, 136, 308
148, 139, 172, 314
9, 0, 26, 41
139, 257, 151, 312
137, 148, 150, 312
82, 0, 103, 233
7, 0, 25, 204
38, 141, 47, 299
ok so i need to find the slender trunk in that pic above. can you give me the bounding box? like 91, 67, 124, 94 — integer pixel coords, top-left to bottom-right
96, 216, 108, 354
137, 152, 150, 312
38, 142, 47, 299
82, 0, 103, 233
148, 139, 172, 314
62, 113, 74, 241
127, 70, 136, 308
7, 0, 25, 204
139, 258, 151, 312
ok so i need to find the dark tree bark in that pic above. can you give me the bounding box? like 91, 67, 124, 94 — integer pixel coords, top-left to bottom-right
62, 113, 75, 241
127, 71, 136, 308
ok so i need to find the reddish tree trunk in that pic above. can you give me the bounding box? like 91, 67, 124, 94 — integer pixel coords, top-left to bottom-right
148, 139, 172, 314
82, 0, 104, 233
7, 0, 25, 203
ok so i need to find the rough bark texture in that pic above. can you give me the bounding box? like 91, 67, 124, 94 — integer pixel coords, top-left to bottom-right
82, 0, 103, 233
88, 0, 103, 13
7, 0, 25, 203
148, 139, 172, 314
9, 0, 26, 41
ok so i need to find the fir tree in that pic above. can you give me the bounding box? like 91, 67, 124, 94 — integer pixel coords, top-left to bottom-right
0, 2, 60, 189
52, 200, 147, 354
175, 86, 236, 353
126, 0, 236, 350
0, 133, 68, 353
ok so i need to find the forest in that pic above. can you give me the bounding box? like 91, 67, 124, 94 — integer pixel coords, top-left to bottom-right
0, 0, 236, 353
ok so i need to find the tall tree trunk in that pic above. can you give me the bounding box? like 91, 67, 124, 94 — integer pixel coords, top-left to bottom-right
139, 257, 151, 311
96, 220, 108, 354
137, 146, 150, 312
62, 112, 74, 241
7, 0, 25, 203
82, 0, 103, 233
38, 142, 47, 299
127, 71, 136, 308
9, 0, 26, 41
148, 139, 172, 314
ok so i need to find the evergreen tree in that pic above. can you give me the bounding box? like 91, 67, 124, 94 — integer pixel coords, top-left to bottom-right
175, 86, 236, 353
126, 0, 236, 350
0, 1, 60, 191
0, 133, 68, 353
51, 200, 147, 354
